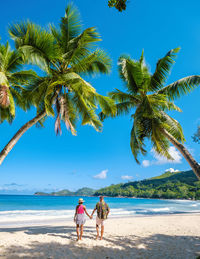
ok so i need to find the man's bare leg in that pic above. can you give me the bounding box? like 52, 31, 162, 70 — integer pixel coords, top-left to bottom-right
96, 224, 99, 240
80, 225, 83, 240
100, 225, 104, 240
76, 225, 80, 241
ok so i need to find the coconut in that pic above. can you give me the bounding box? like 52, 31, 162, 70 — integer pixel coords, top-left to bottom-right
0, 85, 10, 108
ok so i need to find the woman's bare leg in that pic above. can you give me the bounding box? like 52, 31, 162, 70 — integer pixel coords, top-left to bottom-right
76, 225, 80, 241
80, 225, 83, 240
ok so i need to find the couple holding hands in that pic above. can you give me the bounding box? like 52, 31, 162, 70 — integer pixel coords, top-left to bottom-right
74, 196, 110, 241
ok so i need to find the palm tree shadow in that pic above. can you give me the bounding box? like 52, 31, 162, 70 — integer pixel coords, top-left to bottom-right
0, 225, 96, 240
0, 225, 200, 259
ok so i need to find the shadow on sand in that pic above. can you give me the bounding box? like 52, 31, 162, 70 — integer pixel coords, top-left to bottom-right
0, 225, 199, 259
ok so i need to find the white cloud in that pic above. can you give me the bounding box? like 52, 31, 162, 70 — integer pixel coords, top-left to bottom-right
153, 147, 182, 165
142, 160, 151, 167
93, 169, 108, 179
121, 175, 133, 180
4, 183, 22, 187
142, 147, 182, 167
165, 168, 180, 173
0, 183, 26, 191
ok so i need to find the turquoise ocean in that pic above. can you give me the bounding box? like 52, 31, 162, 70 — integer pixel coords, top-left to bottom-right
0, 195, 200, 224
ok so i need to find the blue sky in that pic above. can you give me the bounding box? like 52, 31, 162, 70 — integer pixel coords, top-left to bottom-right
1, 0, 200, 194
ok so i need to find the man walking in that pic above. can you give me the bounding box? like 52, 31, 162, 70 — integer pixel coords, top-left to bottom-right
91, 196, 110, 240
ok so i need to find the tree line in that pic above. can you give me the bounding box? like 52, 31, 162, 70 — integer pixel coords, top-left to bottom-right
94, 170, 200, 200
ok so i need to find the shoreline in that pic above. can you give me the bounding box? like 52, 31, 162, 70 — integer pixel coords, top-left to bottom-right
1, 212, 200, 228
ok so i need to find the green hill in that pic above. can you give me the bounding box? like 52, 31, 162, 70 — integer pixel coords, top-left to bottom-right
94, 170, 200, 200
51, 190, 74, 196
35, 187, 95, 196
75, 188, 95, 196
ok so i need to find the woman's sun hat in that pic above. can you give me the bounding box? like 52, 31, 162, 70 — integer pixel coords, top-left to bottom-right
78, 198, 85, 203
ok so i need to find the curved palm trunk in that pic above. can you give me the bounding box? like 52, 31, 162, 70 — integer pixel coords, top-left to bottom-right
0, 111, 46, 165
162, 129, 200, 180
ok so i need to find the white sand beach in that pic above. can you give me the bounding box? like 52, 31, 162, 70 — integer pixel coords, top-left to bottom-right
0, 213, 200, 259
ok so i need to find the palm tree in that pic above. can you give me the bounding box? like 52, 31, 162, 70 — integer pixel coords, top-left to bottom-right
100, 48, 200, 179
0, 4, 116, 165
0, 41, 36, 123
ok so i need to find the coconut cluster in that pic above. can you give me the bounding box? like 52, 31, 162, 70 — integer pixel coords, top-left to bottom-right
0, 85, 10, 108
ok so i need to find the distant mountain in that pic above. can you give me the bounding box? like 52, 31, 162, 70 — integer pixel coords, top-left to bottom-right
35, 187, 95, 196
94, 170, 200, 200
75, 187, 95, 196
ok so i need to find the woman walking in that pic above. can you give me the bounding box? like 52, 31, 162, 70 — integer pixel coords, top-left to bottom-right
74, 198, 91, 241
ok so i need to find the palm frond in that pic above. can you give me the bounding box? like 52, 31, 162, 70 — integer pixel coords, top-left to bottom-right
71, 49, 111, 75
109, 89, 140, 104
147, 93, 182, 112
0, 106, 14, 123
58, 3, 82, 52
62, 27, 101, 67
157, 75, 200, 100
118, 55, 150, 94
160, 112, 185, 143
130, 117, 148, 163
95, 94, 116, 117
73, 92, 102, 131
150, 48, 180, 91
151, 119, 172, 159
9, 22, 59, 71
9, 85, 28, 110
0, 42, 23, 72
9, 70, 38, 86
0, 72, 9, 86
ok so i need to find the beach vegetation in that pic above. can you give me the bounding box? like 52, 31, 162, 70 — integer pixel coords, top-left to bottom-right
95, 169, 200, 199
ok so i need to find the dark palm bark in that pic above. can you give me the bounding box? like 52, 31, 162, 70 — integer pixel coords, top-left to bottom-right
0, 111, 46, 165
162, 129, 200, 180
